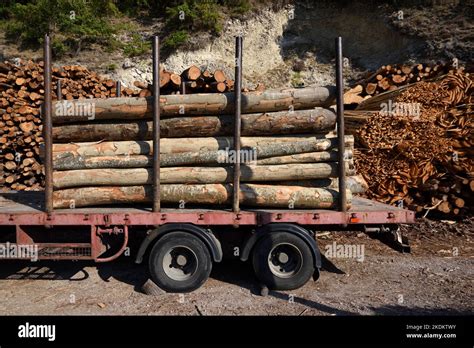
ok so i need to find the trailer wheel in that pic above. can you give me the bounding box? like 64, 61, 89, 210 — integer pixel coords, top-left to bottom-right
252, 232, 314, 290
148, 231, 212, 293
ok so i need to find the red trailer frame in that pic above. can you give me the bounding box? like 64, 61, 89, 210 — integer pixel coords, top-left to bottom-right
0, 36, 415, 292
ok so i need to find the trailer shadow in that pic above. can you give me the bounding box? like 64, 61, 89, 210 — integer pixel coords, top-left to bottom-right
0, 260, 90, 281
0, 258, 148, 293
1, 259, 472, 316
209, 258, 355, 316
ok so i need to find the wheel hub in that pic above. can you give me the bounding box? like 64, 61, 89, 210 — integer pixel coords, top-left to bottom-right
163, 246, 198, 281
268, 243, 303, 279
278, 252, 289, 264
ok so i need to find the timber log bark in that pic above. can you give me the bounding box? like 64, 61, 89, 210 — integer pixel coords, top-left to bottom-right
273, 175, 368, 194
53, 149, 354, 170
51, 86, 337, 123
52, 163, 356, 188
52, 184, 352, 209
51, 135, 354, 159
51, 108, 337, 142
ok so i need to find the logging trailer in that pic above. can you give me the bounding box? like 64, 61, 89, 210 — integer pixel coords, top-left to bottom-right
0, 36, 415, 293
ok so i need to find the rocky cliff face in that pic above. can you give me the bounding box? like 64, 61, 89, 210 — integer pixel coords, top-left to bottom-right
1, 1, 471, 90
108, 1, 471, 90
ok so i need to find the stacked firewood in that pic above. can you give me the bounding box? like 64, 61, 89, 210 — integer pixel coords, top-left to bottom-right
345, 63, 454, 103
132, 65, 237, 97
0, 60, 131, 190
50, 86, 367, 209
0, 60, 240, 191
0, 60, 46, 190
160, 65, 236, 94
346, 68, 473, 218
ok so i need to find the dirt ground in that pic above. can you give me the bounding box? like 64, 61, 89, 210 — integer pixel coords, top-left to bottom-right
0, 218, 472, 316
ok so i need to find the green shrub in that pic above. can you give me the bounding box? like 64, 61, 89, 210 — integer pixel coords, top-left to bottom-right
1, 0, 268, 57
223, 0, 252, 16
122, 33, 151, 57
165, 0, 223, 34
4, 0, 119, 56
163, 30, 189, 49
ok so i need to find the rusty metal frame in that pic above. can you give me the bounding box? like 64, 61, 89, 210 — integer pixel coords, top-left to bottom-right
0, 207, 415, 227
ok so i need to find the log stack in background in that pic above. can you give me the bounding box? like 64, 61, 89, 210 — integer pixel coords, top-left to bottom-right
347, 62, 454, 101
50, 84, 366, 209
345, 66, 473, 218
0, 60, 246, 191
134, 65, 238, 96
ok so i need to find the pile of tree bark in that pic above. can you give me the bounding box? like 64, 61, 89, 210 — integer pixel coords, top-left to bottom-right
50, 85, 368, 209
0, 60, 243, 191
345, 68, 473, 218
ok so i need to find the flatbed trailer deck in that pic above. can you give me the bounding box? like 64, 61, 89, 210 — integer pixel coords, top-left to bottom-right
0, 36, 416, 292
0, 191, 413, 226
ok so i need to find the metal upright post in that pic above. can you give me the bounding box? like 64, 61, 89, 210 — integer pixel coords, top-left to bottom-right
116, 80, 121, 97
43, 34, 53, 213
232, 36, 243, 213
335, 37, 347, 213
56, 79, 62, 100
152, 36, 161, 212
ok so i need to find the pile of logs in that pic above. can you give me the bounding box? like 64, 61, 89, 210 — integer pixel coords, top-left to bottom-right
155, 65, 237, 95
0, 60, 240, 191
345, 63, 454, 104
345, 68, 473, 218
50, 85, 367, 209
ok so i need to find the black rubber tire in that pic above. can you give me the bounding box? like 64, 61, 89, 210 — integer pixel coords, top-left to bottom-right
148, 232, 212, 293
252, 232, 314, 290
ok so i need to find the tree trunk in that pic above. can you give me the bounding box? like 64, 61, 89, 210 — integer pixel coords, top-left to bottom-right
257, 149, 352, 165
51, 86, 337, 123
272, 175, 368, 194
52, 184, 352, 209
53, 148, 354, 170
181, 65, 201, 80
51, 108, 337, 142
53, 162, 356, 188
52, 135, 354, 159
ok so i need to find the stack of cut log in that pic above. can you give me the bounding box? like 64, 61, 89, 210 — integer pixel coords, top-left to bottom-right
0, 60, 240, 191
346, 63, 453, 103
346, 68, 473, 218
0, 60, 136, 190
50, 85, 368, 209
155, 65, 237, 95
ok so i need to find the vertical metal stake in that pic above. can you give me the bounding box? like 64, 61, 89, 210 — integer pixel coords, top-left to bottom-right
116, 80, 121, 97
56, 79, 62, 100
335, 37, 347, 213
152, 36, 161, 212
43, 34, 53, 213
233, 36, 243, 213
